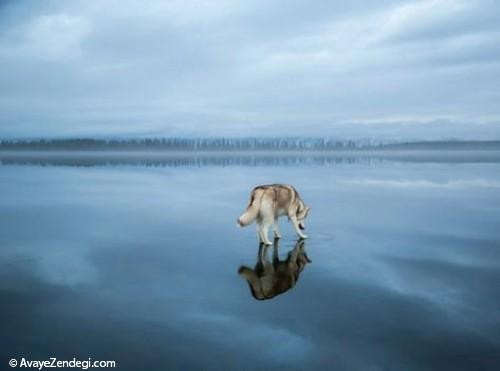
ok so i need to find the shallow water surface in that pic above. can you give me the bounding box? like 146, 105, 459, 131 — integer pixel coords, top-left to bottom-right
1, 154, 500, 370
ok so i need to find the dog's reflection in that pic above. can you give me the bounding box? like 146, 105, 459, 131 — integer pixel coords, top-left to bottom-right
238, 239, 311, 300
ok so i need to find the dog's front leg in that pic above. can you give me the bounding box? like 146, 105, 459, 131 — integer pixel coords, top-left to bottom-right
290, 216, 308, 239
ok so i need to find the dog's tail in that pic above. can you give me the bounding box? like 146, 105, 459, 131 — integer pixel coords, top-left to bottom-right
238, 266, 266, 300
237, 188, 262, 227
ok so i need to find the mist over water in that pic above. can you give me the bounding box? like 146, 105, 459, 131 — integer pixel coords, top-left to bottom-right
1, 154, 499, 370
2, 150, 500, 167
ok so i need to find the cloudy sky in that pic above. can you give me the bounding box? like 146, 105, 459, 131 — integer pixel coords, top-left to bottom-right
1, 0, 499, 139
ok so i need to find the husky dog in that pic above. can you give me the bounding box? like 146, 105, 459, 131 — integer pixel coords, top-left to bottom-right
238, 239, 311, 300
237, 184, 310, 245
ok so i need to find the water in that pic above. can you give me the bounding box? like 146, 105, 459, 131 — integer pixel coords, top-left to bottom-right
1, 153, 500, 370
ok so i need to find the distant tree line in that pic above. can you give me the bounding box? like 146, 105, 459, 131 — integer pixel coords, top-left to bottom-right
0, 137, 384, 151
0, 138, 498, 151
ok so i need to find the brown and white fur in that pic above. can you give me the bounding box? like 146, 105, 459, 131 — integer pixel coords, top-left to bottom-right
237, 184, 310, 245
238, 239, 311, 300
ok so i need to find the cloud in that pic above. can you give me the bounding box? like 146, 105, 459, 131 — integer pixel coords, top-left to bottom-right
24, 13, 92, 59
0, 0, 499, 138
259, 1, 500, 74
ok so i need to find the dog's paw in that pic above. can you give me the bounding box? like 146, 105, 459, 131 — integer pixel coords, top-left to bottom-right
299, 234, 308, 240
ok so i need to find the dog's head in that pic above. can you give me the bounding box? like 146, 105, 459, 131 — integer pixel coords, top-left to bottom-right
296, 201, 310, 230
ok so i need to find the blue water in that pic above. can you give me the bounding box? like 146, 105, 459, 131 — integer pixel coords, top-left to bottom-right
1, 154, 499, 370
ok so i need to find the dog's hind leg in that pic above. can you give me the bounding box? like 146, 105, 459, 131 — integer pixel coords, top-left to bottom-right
258, 198, 274, 245
257, 223, 264, 243
262, 223, 273, 245
261, 222, 272, 245
257, 221, 272, 245
272, 219, 281, 239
